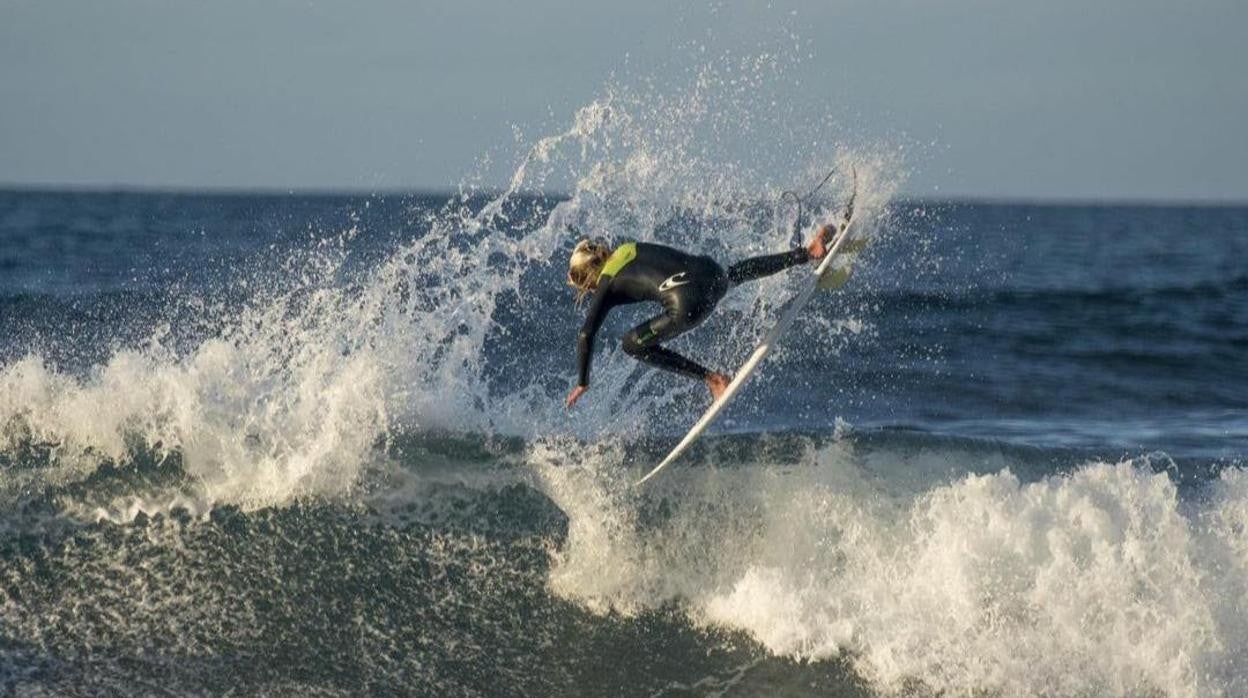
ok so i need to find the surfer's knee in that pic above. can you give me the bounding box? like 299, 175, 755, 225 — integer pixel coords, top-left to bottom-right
621, 331, 647, 357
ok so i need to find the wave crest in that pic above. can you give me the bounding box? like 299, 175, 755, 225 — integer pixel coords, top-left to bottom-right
539, 439, 1248, 696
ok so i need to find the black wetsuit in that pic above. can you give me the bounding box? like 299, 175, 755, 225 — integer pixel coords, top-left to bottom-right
576, 241, 811, 386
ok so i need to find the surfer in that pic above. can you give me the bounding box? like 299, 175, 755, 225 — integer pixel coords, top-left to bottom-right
565, 225, 838, 407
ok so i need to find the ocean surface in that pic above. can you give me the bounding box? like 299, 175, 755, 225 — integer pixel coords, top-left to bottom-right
1, 177, 1246, 697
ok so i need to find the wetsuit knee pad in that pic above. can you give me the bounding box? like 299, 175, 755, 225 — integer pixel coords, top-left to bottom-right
620, 329, 649, 356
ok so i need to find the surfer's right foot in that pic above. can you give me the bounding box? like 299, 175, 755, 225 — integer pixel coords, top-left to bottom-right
807, 223, 837, 260
705, 372, 731, 401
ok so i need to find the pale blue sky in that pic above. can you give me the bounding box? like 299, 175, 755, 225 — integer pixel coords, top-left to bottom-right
2, 0, 1245, 201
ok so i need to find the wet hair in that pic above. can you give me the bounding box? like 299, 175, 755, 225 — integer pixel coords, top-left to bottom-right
567, 238, 611, 303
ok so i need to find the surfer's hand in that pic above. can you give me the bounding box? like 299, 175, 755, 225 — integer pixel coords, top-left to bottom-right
566, 385, 588, 408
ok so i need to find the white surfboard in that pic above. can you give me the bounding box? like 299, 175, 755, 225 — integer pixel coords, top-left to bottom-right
635, 176, 862, 486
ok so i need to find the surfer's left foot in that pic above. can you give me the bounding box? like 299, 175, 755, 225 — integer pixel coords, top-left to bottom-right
807, 223, 837, 260
706, 372, 731, 401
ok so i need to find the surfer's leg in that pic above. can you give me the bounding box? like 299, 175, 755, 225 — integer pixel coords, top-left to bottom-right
626, 281, 731, 396
725, 224, 841, 286
726, 248, 810, 285
622, 317, 731, 399
620, 313, 712, 380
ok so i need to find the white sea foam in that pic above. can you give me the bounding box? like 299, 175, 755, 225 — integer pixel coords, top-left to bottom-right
537, 440, 1248, 696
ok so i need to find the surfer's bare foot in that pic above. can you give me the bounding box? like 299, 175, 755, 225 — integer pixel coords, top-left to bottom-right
705, 372, 731, 401
807, 223, 837, 260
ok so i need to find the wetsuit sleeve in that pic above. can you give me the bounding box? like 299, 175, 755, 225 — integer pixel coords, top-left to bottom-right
576, 281, 613, 387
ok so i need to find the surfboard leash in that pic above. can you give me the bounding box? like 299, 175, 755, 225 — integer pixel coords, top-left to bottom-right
779, 167, 838, 245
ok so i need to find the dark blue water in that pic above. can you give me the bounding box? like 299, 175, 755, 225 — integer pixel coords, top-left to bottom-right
2, 189, 1246, 695
4, 191, 1243, 455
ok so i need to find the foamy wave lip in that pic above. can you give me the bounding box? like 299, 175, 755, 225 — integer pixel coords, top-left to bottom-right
540, 437, 1248, 696
1, 315, 391, 514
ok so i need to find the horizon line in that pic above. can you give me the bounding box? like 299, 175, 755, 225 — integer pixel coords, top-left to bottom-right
1, 182, 1246, 209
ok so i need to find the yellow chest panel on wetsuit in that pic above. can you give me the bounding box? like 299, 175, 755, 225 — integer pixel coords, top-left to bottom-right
597, 242, 637, 280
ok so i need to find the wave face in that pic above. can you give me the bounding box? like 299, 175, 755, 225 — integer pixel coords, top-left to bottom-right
3, 433, 1247, 696
2, 38, 1247, 698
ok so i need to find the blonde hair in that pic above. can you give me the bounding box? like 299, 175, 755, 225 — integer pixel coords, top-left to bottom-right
567, 238, 611, 303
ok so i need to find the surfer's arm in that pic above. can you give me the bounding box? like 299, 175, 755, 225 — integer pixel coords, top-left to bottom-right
575, 282, 612, 388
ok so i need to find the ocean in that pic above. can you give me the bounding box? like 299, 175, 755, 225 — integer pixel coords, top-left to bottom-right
1, 174, 1246, 696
